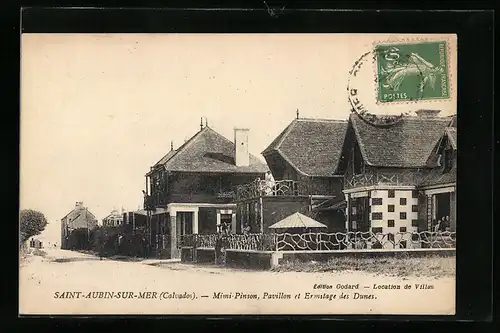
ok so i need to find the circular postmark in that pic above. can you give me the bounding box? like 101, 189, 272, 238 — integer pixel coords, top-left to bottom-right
347, 50, 409, 127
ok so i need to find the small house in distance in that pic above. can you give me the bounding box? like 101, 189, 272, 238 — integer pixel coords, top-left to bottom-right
235, 115, 348, 234
60, 202, 98, 249
144, 120, 268, 258
102, 208, 125, 227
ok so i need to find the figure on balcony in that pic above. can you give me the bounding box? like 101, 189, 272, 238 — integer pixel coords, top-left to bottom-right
142, 190, 152, 211
255, 177, 265, 196
443, 216, 451, 231
264, 171, 275, 195
242, 223, 251, 235
434, 218, 443, 232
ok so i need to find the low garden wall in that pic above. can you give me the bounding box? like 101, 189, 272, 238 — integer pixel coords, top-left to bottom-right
180, 232, 456, 270
181, 247, 194, 263
275, 248, 456, 266
180, 247, 216, 264
225, 250, 276, 270
222, 248, 455, 270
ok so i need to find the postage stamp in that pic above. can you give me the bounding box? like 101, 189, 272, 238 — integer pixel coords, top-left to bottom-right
375, 41, 450, 103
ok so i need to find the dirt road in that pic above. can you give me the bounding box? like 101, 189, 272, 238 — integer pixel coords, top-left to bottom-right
19, 248, 455, 315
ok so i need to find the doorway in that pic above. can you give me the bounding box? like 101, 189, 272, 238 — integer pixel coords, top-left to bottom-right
435, 193, 451, 222
349, 196, 370, 232
177, 212, 194, 236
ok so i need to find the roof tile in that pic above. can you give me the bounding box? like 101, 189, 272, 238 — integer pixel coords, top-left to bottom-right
350, 113, 452, 168
153, 127, 268, 174
262, 118, 348, 177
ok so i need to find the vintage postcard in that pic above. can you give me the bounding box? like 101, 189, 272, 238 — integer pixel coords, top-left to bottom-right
19, 33, 457, 315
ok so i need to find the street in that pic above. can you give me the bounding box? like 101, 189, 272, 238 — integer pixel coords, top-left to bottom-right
19, 248, 455, 315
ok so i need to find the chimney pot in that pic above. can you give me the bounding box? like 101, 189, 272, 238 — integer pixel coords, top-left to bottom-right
234, 128, 250, 167
415, 109, 441, 117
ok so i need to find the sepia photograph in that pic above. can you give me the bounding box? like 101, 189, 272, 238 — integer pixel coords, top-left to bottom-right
19, 33, 457, 315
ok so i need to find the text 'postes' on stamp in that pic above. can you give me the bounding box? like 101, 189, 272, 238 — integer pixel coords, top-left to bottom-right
375, 41, 450, 103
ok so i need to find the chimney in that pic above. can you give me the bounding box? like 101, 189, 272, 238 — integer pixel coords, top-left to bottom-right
75, 202, 83, 210
234, 128, 250, 167
415, 109, 441, 117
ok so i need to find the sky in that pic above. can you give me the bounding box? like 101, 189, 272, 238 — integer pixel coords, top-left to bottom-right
20, 34, 456, 242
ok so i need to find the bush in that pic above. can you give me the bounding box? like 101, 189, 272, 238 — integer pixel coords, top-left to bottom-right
20, 209, 48, 244
67, 228, 92, 250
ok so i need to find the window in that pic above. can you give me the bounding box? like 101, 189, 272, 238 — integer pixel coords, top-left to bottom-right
411, 219, 419, 227
387, 233, 395, 242
412, 190, 418, 198
200, 176, 217, 193
372, 227, 383, 234
412, 205, 418, 212
388, 220, 395, 227
400, 212, 407, 220
372, 198, 383, 205
400, 227, 407, 232
220, 177, 233, 192
400, 198, 407, 205
388, 205, 395, 212
372, 212, 383, 220
400, 241, 407, 249
388, 190, 395, 198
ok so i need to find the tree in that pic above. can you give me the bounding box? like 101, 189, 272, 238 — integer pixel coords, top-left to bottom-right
20, 209, 48, 244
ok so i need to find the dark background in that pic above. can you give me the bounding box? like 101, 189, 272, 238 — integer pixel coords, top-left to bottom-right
9, 3, 495, 331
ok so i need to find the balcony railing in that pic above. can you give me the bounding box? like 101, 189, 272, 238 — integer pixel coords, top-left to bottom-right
216, 191, 236, 199
235, 179, 300, 201
344, 171, 422, 189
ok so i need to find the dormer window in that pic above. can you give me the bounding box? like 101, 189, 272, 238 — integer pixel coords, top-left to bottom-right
443, 148, 453, 173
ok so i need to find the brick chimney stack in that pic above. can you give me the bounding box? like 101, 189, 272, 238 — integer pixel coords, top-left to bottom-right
415, 109, 441, 117
234, 128, 250, 167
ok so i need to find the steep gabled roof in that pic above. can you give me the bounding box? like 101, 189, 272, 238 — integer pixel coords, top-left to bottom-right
419, 166, 456, 187
153, 149, 177, 167
445, 127, 457, 150
262, 118, 348, 177
150, 126, 268, 174
350, 113, 451, 168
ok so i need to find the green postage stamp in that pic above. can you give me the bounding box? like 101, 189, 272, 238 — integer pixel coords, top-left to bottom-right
375, 41, 450, 103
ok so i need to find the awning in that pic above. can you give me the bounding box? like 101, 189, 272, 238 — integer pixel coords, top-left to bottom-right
268, 212, 328, 229
152, 208, 168, 215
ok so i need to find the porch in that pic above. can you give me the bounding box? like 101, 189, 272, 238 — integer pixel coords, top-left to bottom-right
150, 203, 237, 259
